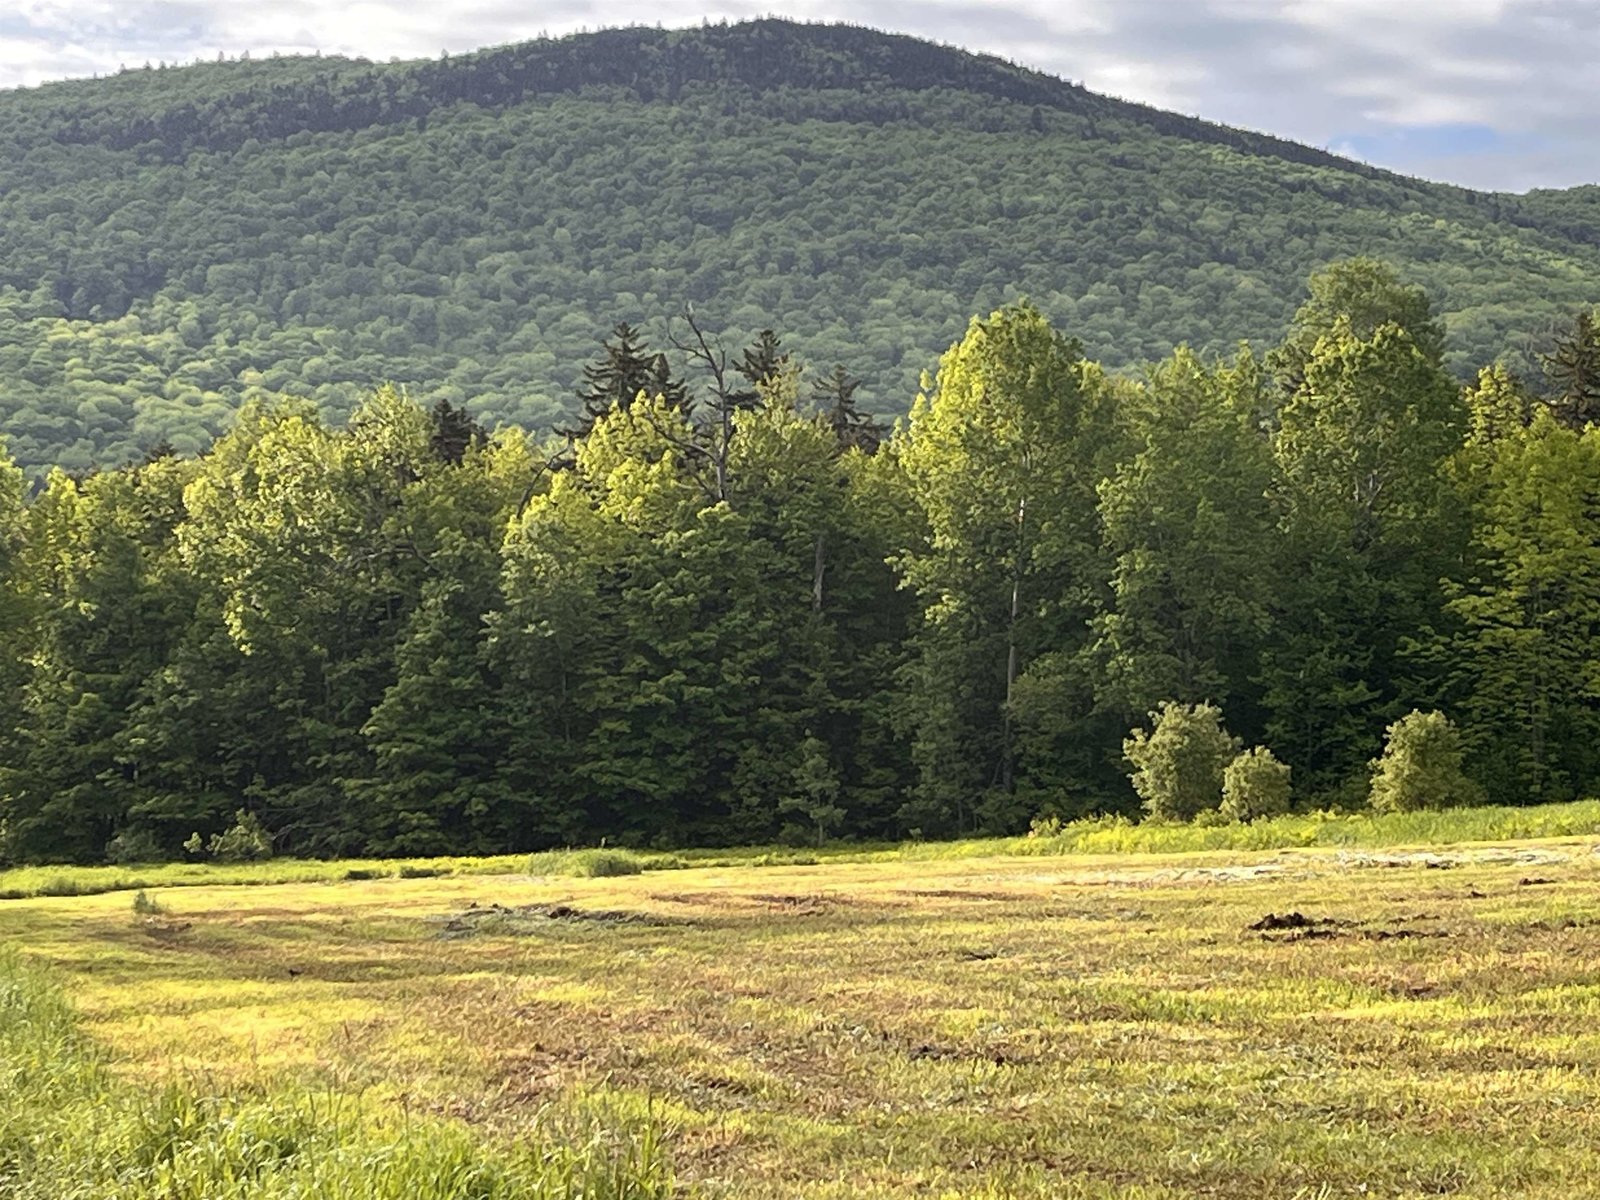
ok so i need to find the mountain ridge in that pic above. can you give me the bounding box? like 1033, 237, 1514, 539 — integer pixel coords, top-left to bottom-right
2, 19, 1432, 187
2, 18, 1599, 473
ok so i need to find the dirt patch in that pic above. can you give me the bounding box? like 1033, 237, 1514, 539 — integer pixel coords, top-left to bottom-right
436, 902, 683, 937
1249, 911, 1340, 932
1249, 911, 1449, 943
901, 888, 1018, 902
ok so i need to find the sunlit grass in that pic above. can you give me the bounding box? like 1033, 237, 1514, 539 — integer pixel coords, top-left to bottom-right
8, 824, 1600, 1196
0, 950, 679, 1199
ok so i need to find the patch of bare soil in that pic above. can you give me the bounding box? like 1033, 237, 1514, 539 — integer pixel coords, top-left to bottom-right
1248, 911, 1450, 943
436, 901, 685, 937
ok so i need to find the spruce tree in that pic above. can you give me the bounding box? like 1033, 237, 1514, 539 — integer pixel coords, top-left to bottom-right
1541, 312, 1600, 429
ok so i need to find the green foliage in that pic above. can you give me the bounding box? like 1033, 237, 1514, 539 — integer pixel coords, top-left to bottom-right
1369, 710, 1484, 814
191, 810, 274, 862
1219, 748, 1292, 823
1, 24, 1599, 474
1123, 701, 1242, 822
525, 849, 650, 877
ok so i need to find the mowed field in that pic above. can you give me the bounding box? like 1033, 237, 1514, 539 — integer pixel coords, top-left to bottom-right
9, 837, 1600, 1198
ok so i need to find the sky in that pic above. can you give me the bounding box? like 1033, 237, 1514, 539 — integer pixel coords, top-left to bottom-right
0, 0, 1593, 193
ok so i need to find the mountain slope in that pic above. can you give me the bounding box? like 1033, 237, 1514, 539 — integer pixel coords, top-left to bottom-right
1, 19, 1598, 471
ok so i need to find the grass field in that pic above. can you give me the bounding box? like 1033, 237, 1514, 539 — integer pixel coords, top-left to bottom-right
8, 822, 1600, 1196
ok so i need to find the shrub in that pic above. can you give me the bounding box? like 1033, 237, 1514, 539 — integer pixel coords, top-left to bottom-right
1220, 748, 1292, 822
1124, 701, 1241, 821
1369, 710, 1484, 813
192, 811, 274, 863
398, 864, 448, 879
130, 890, 165, 916
526, 848, 645, 878
568, 849, 644, 878
105, 827, 164, 865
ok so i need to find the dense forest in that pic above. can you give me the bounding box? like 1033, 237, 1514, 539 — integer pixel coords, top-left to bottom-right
5, 20, 1600, 473
4, 258, 1600, 863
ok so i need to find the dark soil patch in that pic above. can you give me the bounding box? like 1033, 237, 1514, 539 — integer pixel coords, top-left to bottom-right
1249, 911, 1339, 932
1361, 928, 1449, 941
437, 902, 684, 937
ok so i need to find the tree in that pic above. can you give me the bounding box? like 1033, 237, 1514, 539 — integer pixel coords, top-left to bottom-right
1123, 701, 1241, 822
1541, 311, 1600, 429
1220, 747, 1291, 823
1262, 300, 1467, 804
1368, 710, 1482, 813
895, 302, 1119, 833
1464, 363, 1536, 447
0, 458, 196, 862
561, 322, 688, 441
1269, 257, 1446, 394
780, 736, 845, 846
1094, 346, 1275, 728
811, 364, 883, 454
1444, 414, 1600, 803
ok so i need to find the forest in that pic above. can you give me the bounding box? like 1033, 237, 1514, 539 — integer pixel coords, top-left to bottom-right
3, 257, 1598, 864
4, 19, 1600, 473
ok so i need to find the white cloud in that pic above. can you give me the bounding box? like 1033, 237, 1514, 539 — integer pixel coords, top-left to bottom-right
0, 0, 1596, 189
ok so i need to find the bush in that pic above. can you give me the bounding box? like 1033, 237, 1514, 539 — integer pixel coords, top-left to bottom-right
1220, 748, 1292, 822
1369, 710, 1484, 813
525, 848, 646, 878
568, 849, 645, 877
398, 864, 449, 879
1123, 701, 1241, 821
186, 811, 274, 863
105, 828, 164, 865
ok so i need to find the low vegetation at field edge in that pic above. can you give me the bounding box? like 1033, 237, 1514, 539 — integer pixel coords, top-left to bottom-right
4, 797, 1599, 901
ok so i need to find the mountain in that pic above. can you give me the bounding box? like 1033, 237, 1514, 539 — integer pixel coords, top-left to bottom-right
1, 18, 1598, 471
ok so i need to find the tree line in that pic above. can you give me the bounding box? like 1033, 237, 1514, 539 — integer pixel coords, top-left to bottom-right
3, 258, 1599, 864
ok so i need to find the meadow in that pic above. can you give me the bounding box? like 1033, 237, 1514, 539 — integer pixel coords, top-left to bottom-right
8, 808, 1600, 1197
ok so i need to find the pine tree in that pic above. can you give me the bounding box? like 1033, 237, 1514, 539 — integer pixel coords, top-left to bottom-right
1541, 311, 1600, 429
811, 364, 883, 453
562, 322, 688, 440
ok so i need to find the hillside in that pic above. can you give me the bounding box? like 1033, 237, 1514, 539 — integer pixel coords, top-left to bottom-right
2, 18, 1599, 471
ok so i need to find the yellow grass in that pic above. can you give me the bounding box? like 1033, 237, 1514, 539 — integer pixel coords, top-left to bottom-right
9, 835, 1600, 1196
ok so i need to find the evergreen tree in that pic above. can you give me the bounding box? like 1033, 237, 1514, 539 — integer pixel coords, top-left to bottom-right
811, 364, 883, 453
1445, 414, 1600, 803
1541, 311, 1600, 429
562, 322, 688, 441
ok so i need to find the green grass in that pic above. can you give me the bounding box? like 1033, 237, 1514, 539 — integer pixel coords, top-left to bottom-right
10, 826, 1600, 1196
6, 798, 1600, 901
0, 951, 679, 1199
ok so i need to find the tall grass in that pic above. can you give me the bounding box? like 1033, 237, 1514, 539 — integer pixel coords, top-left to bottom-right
0, 952, 680, 1199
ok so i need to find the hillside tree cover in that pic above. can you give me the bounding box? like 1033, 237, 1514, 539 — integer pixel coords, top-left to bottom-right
6, 260, 1600, 863
4, 21, 1600, 473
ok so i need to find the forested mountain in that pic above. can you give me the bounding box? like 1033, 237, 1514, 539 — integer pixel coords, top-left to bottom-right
2, 19, 1600, 471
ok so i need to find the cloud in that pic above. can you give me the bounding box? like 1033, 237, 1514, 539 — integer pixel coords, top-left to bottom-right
0, 0, 1595, 190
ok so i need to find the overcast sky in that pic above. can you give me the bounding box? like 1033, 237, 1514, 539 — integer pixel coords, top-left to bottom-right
0, 0, 1593, 192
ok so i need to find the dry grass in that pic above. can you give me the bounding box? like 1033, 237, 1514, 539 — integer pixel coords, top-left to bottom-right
9, 836, 1600, 1197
